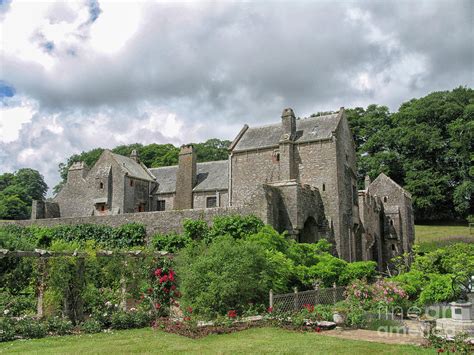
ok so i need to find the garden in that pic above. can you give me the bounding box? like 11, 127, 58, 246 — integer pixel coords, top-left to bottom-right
1, 216, 473, 353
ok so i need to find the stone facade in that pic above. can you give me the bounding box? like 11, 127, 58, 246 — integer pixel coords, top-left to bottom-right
27, 107, 414, 268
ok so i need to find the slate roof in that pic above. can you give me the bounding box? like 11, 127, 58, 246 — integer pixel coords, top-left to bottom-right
149, 160, 228, 194
110, 152, 156, 182
232, 112, 340, 152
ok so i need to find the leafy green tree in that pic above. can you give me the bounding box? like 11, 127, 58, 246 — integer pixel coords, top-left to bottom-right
0, 168, 48, 219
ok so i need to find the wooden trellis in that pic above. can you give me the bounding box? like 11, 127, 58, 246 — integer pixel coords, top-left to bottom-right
1, 248, 173, 323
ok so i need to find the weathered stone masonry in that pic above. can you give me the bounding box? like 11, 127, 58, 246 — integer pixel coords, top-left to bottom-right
20, 107, 414, 271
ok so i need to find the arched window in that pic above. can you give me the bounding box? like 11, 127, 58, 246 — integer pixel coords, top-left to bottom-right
99, 182, 104, 189
384, 196, 388, 203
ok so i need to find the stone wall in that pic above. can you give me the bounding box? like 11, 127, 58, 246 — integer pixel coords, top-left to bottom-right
4, 206, 254, 237
358, 191, 384, 270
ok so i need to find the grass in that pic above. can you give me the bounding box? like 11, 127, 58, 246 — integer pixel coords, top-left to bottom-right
415, 223, 472, 251
0, 327, 431, 354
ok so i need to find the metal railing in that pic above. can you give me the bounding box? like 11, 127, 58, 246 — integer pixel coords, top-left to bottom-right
269, 286, 346, 313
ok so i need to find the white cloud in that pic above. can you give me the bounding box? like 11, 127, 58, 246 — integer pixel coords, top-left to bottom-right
0, 0, 471, 193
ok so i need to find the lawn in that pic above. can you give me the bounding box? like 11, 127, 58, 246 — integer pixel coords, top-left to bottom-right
0, 327, 431, 354
415, 223, 472, 251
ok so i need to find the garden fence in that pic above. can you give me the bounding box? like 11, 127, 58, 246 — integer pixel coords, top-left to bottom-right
269, 285, 345, 313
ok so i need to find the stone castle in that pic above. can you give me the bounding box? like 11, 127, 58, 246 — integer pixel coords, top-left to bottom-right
31, 108, 414, 270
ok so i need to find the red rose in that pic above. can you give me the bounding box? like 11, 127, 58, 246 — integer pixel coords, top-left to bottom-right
171, 285, 176, 290
267, 307, 273, 313
227, 310, 237, 318
155, 303, 161, 309
315, 327, 321, 333
160, 275, 169, 283
154, 268, 162, 277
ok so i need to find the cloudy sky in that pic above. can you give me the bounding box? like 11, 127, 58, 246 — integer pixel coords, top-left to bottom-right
0, 0, 472, 192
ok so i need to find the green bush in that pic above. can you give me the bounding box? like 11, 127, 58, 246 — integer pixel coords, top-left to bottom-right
45, 316, 74, 335
418, 274, 458, 306
339, 261, 378, 285
15, 318, 47, 339
176, 236, 275, 317
208, 215, 264, 241
80, 318, 102, 334
0, 317, 16, 342
183, 219, 209, 241
151, 233, 191, 252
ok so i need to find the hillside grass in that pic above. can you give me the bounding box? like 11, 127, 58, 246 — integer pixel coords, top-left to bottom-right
0, 327, 431, 354
415, 223, 472, 252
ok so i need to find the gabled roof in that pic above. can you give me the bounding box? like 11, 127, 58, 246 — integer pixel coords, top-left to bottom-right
149, 160, 228, 194
109, 151, 156, 182
231, 112, 341, 152
370, 173, 412, 199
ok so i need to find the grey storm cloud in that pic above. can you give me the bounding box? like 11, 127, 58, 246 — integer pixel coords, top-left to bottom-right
0, 0, 472, 191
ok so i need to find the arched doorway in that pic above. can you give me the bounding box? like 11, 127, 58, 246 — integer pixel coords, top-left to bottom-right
300, 216, 319, 243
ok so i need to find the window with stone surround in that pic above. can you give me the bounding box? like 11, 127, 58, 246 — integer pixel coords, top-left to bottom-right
130, 179, 134, 187
384, 196, 388, 202
272, 150, 280, 163
157, 200, 166, 211
206, 196, 217, 208
322, 183, 326, 192
99, 182, 104, 189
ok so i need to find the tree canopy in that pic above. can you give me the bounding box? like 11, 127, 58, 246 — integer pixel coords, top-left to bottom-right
345, 86, 473, 221
0, 169, 48, 220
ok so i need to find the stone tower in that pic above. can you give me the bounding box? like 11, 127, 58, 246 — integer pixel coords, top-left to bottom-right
174, 144, 197, 210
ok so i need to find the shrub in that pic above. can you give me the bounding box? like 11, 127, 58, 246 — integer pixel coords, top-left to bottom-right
176, 236, 273, 317
80, 318, 103, 334
418, 274, 458, 306
151, 233, 191, 252
110, 311, 133, 330
15, 318, 47, 339
339, 261, 377, 285
45, 316, 74, 335
183, 219, 209, 241
0, 317, 16, 342
208, 215, 264, 241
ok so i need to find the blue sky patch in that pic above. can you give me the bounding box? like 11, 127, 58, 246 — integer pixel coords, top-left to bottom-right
0, 81, 15, 98
89, 0, 101, 23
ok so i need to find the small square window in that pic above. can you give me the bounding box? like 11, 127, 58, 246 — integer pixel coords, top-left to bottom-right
206, 196, 217, 208
157, 200, 166, 211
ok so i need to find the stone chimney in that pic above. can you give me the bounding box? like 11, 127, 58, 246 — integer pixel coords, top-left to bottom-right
130, 149, 139, 162
364, 175, 371, 190
280, 108, 296, 141
279, 108, 298, 180
174, 144, 197, 210
67, 161, 90, 183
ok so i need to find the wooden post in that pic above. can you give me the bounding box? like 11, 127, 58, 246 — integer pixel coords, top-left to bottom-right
332, 282, 337, 304
269, 289, 273, 309
36, 258, 47, 318
120, 259, 128, 311
293, 287, 298, 311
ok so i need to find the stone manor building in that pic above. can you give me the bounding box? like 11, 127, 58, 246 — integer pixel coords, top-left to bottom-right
31, 108, 414, 270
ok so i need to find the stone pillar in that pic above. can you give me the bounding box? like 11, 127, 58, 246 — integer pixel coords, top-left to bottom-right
174, 145, 197, 210
279, 108, 298, 181
130, 149, 139, 162
364, 175, 371, 190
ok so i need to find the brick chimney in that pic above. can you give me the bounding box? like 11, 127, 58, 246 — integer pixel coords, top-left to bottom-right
174, 144, 197, 210
279, 108, 298, 180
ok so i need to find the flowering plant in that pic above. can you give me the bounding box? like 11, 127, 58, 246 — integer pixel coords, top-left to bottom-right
141, 259, 180, 317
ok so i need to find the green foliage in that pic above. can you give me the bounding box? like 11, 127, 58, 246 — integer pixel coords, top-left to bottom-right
183, 219, 209, 241
151, 233, 192, 252
80, 319, 102, 334
417, 274, 457, 306
207, 215, 264, 242
345, 87, 474, 220
0, 168, 48, 219
14, 318, 48, 339
0, 318, 15, 342
45, 317, 74, 335
176, 236, 274, 317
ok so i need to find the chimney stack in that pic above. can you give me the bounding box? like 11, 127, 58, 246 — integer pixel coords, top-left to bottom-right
130, 149, 139, 162
280, 108, 296, 141
174, 145, 197, 210
279, 108, 298, 181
